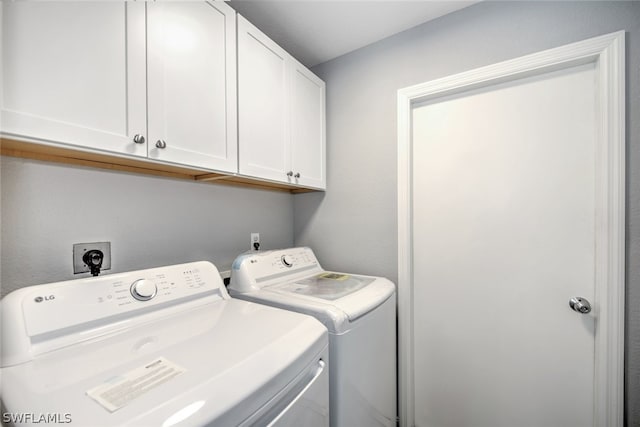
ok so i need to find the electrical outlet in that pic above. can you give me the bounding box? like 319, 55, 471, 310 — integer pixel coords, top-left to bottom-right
73, 242, 111, 274
251, 233, 260, 250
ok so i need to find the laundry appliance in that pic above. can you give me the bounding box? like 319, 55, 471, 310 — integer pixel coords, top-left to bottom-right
1, 261, 329, 426
229, 247, 396, 427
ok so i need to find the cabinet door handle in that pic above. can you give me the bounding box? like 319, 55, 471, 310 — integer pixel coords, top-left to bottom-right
133, 134, 145, 144
286, 171, 294, 177
156, 140, 167, 149
294, 172, 301, 179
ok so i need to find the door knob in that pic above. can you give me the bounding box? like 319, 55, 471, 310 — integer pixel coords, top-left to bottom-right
156, 140, 167, 149
569, 297, 591, 314
133, 134, 145, 144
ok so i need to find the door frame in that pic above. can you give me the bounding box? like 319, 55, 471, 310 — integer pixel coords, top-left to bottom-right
397, 31, 625, 427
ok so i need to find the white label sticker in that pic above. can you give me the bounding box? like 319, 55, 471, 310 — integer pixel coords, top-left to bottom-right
86, 357, 186, 412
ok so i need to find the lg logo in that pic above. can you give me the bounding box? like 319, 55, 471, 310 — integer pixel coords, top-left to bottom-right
34, 295, 55, 303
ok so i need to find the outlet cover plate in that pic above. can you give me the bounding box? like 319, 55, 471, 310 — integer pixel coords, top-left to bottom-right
250, 233, 260, 250
73, 242, 111, 274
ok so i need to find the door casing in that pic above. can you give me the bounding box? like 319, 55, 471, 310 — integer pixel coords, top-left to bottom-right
397, 31, 625, 427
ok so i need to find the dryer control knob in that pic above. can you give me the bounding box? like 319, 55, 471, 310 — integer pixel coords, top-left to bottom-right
281, 255, 294, 267
130, 279, 157, 301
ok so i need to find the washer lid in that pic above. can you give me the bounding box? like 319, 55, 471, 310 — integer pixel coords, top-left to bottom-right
1, 298, 327, 427
229, 247, 396, 331
275, 273, 375, 301
251, 273, 396, 332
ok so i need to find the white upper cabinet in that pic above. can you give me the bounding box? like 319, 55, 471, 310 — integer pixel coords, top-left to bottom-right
2, 3, 324, 190
237, 15, 290, 183
291, 63, 326, 189
1, 1, 237, 173
237, 16, 326, 189
1, 2, 147, 157
147, 2, 237, 172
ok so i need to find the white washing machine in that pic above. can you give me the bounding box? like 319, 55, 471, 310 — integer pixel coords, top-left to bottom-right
229, 247, 396, 427
1, 261, 329, 426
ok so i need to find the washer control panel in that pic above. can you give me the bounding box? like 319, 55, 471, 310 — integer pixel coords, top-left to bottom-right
130, 279, 158, 301
230, 247, 323, 292
19, 261, 226, 338
281, 255, 294, 268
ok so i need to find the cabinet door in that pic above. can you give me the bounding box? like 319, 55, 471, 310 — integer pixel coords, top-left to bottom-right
1, 2, 147, 157
237, 15, 291, 183
291, 63, 326, 189
147, 2, 237, 172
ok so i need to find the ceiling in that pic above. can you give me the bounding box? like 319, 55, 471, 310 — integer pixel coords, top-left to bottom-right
228, 1, 479, 68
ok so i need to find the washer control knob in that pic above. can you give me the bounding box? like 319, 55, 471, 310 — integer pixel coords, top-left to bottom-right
281, 255, 294, 268
130, 279, 157, 301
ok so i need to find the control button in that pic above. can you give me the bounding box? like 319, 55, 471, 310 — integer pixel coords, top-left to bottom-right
281, 255, 294, 268
130, 279, 157, 301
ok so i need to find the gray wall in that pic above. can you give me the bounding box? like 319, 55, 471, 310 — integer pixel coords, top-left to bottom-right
294, 1, 640, 424
1, 156, 294, 296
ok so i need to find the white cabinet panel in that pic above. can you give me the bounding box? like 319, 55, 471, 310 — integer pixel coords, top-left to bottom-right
238, 15, 289, 182
147, 2, 237, 172
237, 15, 325, 189
2, 1, 237, 173
1, 2, 146, 157
291, 64, 326, 189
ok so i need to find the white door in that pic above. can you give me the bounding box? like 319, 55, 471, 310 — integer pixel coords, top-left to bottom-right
147, 1, 237, 172
398, 33, 624, 427
1, 2, 146, 156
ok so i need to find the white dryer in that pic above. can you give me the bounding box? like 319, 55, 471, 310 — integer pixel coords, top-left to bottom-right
1, 261, 329, 426
229, 247, 396, 427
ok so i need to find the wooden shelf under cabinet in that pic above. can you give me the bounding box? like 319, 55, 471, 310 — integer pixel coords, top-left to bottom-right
0, 138, 319, 194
